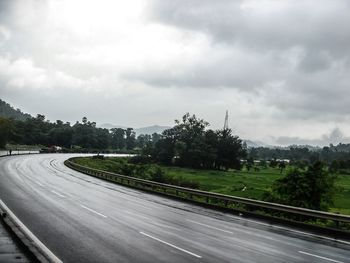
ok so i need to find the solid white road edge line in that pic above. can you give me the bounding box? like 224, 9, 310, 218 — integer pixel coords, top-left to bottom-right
0, 199, 63, 263
139, 231, 202, 258
51, 190, 65, 198
186, 219, 234, 234
80, 205, 108, 218
298, 251, 344, 263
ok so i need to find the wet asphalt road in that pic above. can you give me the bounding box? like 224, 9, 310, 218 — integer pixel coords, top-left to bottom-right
0, 154, 349, 263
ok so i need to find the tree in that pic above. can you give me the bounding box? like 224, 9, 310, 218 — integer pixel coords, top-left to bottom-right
329, 160, 339, 173
20, 114, 53, 145
246, 157, 254, 171
170, 113, 208, 167
48, 126, 73, 148
151, 133, 161, 144
216, 128, 246, 170
136, 134, 151, 149
111, 128, 125, 149
270, 158, 278, 168
125, 128, 136, 150
0, 99, 32, 121
265, 161, 337, 211
95, 128, 110, 150
202, 129, 218, 169
149, 113, 246, 170
0, 118, 14, 148
278, 161, 286, 174
153, 128, 176, 165
72, 119, 97, 149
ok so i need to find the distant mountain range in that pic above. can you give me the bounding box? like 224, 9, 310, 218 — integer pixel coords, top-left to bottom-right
99, 123, 171, 135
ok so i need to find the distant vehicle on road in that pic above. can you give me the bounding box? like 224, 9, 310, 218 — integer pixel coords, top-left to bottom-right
40, 145, 62, 153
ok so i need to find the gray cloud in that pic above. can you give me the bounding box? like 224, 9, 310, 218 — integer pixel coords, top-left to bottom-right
298, 50, 332, 73
275, 128, 350, 146
141, 0, 350, 122
149, 0, 350, 57
1, 0, 350, 145
123, 46, 289, 90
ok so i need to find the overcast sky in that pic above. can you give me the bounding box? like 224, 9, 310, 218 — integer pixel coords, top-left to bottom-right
1, 0, 350, 146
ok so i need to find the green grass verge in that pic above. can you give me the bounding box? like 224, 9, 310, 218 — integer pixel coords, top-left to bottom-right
73, 157, 350, 215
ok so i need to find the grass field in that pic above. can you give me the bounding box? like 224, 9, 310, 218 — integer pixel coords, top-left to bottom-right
74, 157, 350, 215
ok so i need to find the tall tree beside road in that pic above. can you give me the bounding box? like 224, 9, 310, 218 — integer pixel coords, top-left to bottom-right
264, 161, 337, 211
149, 113, 246, 170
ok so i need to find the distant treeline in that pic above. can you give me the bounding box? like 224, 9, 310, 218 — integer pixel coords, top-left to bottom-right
249, 145, 350, 169
0, 115, 141, 151
2, 100, 350, 170
0, 113, 247, 170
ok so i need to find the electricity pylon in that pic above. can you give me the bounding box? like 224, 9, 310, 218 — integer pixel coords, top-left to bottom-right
223, 110, 229, 130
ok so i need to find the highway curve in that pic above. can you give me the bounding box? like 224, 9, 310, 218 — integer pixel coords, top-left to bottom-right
0, 154, 349, 263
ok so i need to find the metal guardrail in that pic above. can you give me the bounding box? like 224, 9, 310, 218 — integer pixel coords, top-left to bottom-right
0, 150, 40, 157
0, 199, 62, 263
65, 158, 350, 230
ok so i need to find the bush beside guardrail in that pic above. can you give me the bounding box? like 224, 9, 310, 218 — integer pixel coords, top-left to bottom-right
65, 157, 350, 234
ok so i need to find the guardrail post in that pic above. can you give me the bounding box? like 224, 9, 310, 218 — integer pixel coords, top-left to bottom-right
335, 212, 340, 228
206, 196, 209, 203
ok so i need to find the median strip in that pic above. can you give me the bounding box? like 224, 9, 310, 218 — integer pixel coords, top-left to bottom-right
80, 205, 108, 218
139, 231, 202, 258
298, 251, 344, 263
